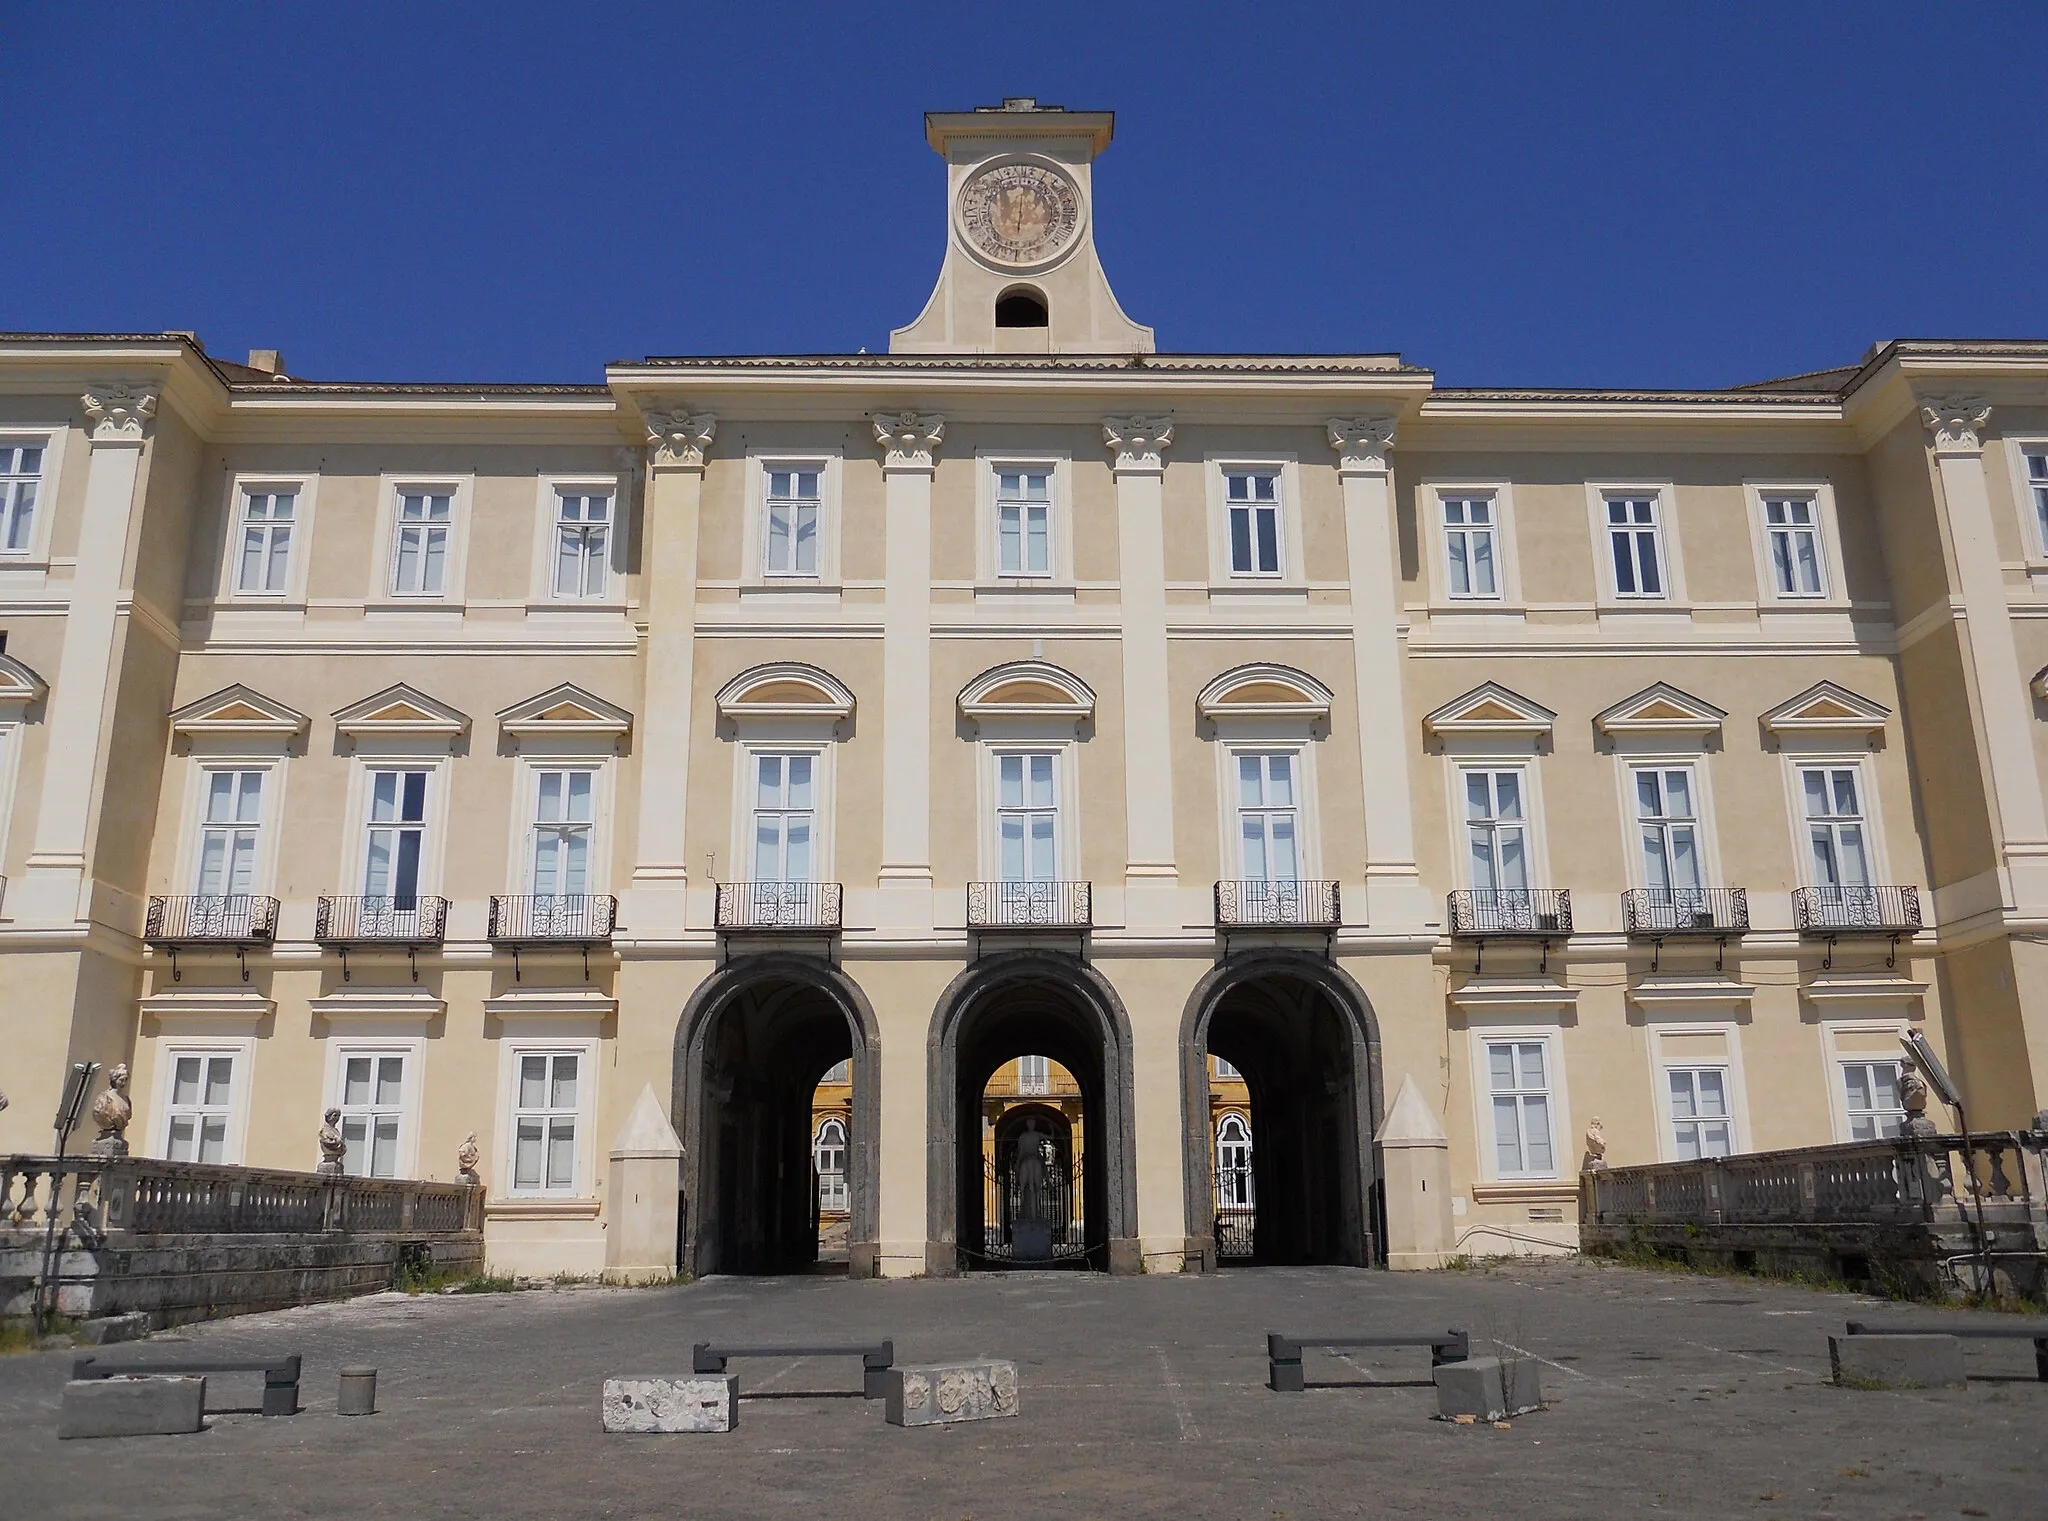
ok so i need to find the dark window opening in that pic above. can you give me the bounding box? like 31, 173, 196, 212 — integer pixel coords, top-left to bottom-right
995, 291, 1049, 329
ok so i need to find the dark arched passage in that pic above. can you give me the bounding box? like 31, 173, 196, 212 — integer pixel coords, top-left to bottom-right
674, 953, 881, 1277
1179, 951, 1384, 1270
926, 950, 1140, 1274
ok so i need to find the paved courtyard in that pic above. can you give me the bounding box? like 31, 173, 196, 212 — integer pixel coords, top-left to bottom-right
2, 1259, 2042, 1520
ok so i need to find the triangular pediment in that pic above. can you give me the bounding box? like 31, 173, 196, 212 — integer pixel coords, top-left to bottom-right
1424, 682, 1555, 739
958, 660, 1095, 723
168, 683, 308, 738
1761, 681, 1889, 740
0, 652, 50, 710
1196, 663, 1335, 723
1595, 682, 1726, 738
333, 684, 470, 740
715, 662, 856, 723
497, 683, 633, 740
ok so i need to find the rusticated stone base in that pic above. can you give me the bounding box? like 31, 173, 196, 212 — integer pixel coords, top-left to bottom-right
601, 1375, 738, 1433
885, 1361, 1019, 1426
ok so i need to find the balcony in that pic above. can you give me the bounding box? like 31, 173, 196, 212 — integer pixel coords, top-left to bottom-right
316, 896, 450, 982
1447, 889, 1572, 972
968, 879, 1092, 931
145, 894, 279, 981
1622, 888, 1749, 937
1793, 886, 1922, 966
1214, 879, 1340, 929
715, 880, 844, 933
488, 894, 618, 978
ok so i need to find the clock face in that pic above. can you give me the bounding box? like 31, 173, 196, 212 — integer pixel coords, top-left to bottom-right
958, 160, 1082, 270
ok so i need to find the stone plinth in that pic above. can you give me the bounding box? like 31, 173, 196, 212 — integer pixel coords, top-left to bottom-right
602, 1375, 738, 1432
1829, 1334, 1967, 1390
885, 1361, 1020, 1426
1434, 1356, 1542, 1421
59, 1376, 206, 1438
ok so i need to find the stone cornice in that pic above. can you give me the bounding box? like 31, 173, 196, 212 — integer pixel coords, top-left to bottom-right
1920, 395, 1992, 456
1102, 415, 1172, 472
873, 411, 946, 471
81, 381, 159, 442
1327, 415, 1397, 474
642, 408, 716, 469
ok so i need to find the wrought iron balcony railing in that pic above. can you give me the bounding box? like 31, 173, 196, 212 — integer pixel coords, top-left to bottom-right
1792, 885, 1922, 936
144, 894, 280, 945
968, 879, 1092, 930
1214, 879, 1340, 929
715, 880, 844, 932
1446, 888, 1573, 939
1621, 887, 1749, 938
487, 893, 618, 943
315, 895, 450, 943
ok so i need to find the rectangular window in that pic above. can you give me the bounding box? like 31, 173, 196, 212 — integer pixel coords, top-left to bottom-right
1801, 766, 1870, 891
531, 769, 594, 896
1487, 1039, 1556, 1177
391, 490, 452, 596
363, 769, 428, 909
164, 1053, 235, 1164
552, 491, 610, 600
1667, 1067, 1733, 1160
1634, 766, 1703, 897
1605, 495, 1665, 598
764, 467, 821, 576
1236, 752, 1300, 882
2028, 452, 2048, 554
1213, 1056, 1242, 1080
338, 1052, 406, 1179
234, 489, 297, 594
1463, 769, 1529, 894
1441, 495, 1500, 599
997, 752, 1059, 882
0, 441, 43, 555
1226, 471, 1282, 576
1017, 1054, 1049, 1094
1762, 495, 1826, 597
1841, 1059, 1905, 1141
512, 1052, 579, 1192
195, 770, 264, 896
995, 468, 1051, 576
751, 753, 815, 884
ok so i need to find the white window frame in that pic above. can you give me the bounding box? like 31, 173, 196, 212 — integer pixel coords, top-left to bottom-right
976, 742, 1080, 884
1840, 1057, 1908, 1141
1212, 1055, 1242, 1080
1788, 756, 1885, 893
497, 1038, 598, 1198
743, 451, 841, 587
1585, 482, 1685, 608
1439, 492, 1503, 601
2004, 438, 2048, 570
370, 474, 472, 606
1817, 1019, 1916, 1144
325, 1039, 424, 1180
1627, 761, 1711, 898
532, 473, 626, 607
1206, 455, 1304, 587
1215, 1112, 1254, 1207
745, 749, 822, 885
994, 749, 1062, 882
1742, 480, 1846, 609
356, 765, 436, 905
153, 1039, 254, 1166
219, 472, 321, 605
728, 743, 834, 889
1229, 747, 1313, 883
1645, 1021, 1751, 1163
1477, 1031, 1565, 1182
1016, 1054, 1050, 1094
814, 1117, 849, 1212
524, 764, 603, 898
1458, 764, 1535, 895
180, 762, 282, 899
0, 428, 69, 570
976, 452, 1072, 585
1422, 480, 1522, 613
337, 756, 449, 902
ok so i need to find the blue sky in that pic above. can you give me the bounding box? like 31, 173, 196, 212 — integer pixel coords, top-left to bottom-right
8, 2, 2045, 387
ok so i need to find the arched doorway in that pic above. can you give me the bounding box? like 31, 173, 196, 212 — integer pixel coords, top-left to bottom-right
1179, 951, 1383, 1270
927, 950, 1140, 1274
674, 954, 880, 1277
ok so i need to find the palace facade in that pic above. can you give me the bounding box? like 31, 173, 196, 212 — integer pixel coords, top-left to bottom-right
5, 100, 2048, 1277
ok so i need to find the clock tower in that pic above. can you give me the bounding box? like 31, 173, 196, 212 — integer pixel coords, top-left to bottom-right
890, 99, 1155, 355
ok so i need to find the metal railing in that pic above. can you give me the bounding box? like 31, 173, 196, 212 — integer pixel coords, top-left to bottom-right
1622, 887, 1749, 937
144, 895, 280, 945
968, 879, 1092, 930
715, 880, 843, 932
487, 893, 617, 943
1792, 885, 1923, 935
1446, 888, 1573, 938
1215, 1209, 1256, 1259
1214, 879, 1340, 928
315, 895, 450, 943
980, 1154, 1088, 1262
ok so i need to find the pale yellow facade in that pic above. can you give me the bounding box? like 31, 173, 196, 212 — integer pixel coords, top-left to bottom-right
4, 101, 2048, 1278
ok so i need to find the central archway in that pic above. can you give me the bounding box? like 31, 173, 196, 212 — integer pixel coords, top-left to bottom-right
674, 953, 881, 1277
927, 950, 1140, 1274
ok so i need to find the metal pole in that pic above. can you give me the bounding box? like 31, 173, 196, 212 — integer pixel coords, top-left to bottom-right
37, 1062, 100, 1335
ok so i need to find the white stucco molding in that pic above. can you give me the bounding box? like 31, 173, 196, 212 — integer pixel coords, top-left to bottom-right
1423, 681, 1556, 746
1595, 681, 1726, 743
1626, 975, 1757, 1015
333, 683, 471, 750
715, 662, 857, 726
139, 986, 275, 1023
1445, 977, 1580, 1017
1102, 416, 1173, 473
81, 381, 159, 443
482, 987, 618, 1020
1920, 395, 1992, 457
1196, 663, 1334, 724
641, 407, 716, 470
497, 683, 634, 751
1799, 972, 1928, 1011
0, 653, 50, 716
309, 987, 448, 1022
957, 659, 1095, 727
1327, 416, 1397, 475
169, 684, 309, 747
1759, 680, 1890, 747
873, 412, 945, 471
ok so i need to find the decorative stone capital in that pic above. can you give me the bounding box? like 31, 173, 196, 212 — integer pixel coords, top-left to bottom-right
643, 408, 717, 469
1328, 416, 1397, 474
1102, 416, 1173, 473
81, 381, 159, 443
873, 411, 946, 471
1921, 396, 1992, 456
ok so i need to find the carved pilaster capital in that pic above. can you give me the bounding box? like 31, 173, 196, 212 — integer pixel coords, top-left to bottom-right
873, 411, 945, 471
643, 408, 717, 469
1328, 416, 1397, 474
1102, 416, 1173, 473
81, 381, 159, 443
1921, 396, 1992, 456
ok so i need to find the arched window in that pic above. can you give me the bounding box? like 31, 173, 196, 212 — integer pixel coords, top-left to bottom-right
1215, 1113, 1253, 1208
995, 287, 1048, 328
814, 1117, 848, 1213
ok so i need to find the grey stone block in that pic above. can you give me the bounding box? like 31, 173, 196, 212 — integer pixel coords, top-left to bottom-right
885, 1361, 1020, 1427
1434, 1356, 1542, 1421
76, 1312, 152, 1346
601, 1375, 737, 1432
59, 1377, 206, 1439
1829, 1334, 1967, 1390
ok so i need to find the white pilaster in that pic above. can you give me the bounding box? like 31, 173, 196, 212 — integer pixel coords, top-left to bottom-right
1922, 398, 2048, 910
874, 412, 944, 930
1104, 417, 1179, 927
15, 383, 158, 925
625, 408, 714, 937
1330, 417, 1430, 929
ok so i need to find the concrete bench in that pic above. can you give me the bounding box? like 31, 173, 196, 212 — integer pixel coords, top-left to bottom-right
1845, 1321, 2048, 1381
72, 1354, 301, 1416
691, 1340, 894, 1399
1267, 1331, 1469, 1392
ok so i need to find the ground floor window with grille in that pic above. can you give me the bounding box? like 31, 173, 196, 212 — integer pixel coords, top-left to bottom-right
814, 1117, 848, 1214
337, 1051, 407, 1178
512, 1051, 580, 1193
1666, 1066, 1732, 1160
1841, 1059, 1906, 1140
1215, 1114, 1253, 1206
1487, 1039, 1556, 1178
163, 1052, 236, 1163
